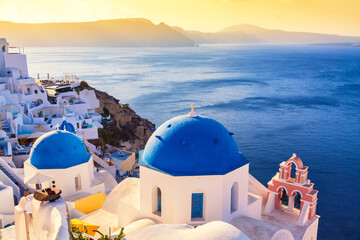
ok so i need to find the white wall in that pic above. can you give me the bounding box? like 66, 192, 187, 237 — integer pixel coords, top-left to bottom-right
222, 164, 249, 221
15, 195, 70, 240
4, 54, 28, 77
0, 51, 6, 77
79, 90, 100, 110
24, 157, 105, 198
0, 184, 15, 227
67, 103, 88, 116
80, 127, 99, 140
139, 164, 254, 225
302, 218, 319, 240
19, 85, 49, 104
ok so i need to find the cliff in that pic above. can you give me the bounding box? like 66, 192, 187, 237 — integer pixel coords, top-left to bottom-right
75, 81, 155, 152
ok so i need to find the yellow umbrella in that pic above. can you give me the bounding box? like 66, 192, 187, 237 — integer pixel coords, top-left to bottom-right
70, 218, 100, 237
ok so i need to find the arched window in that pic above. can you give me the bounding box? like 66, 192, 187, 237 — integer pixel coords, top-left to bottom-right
290, 162, 296, 179
152, 187, 161, 216
280, 188, 288, 206
191, 193, 204, 220
75, 174, 81, 191
231, 182, 239, 213
35, 99, 43, 107
294, 192, 302, 209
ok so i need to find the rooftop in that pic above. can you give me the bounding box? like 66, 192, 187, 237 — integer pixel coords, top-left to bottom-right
141, 114, 249, 176
111, 150, 132, 161
230, 209, 319, 240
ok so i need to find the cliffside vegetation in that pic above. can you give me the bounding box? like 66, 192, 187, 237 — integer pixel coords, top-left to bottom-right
75, 81, 155, 152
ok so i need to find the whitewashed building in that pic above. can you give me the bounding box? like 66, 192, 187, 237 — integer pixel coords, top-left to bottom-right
0, 38, 102, 143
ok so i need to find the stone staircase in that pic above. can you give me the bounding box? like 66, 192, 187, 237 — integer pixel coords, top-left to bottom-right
0, 120, 11, 135
0, 163, 27, 197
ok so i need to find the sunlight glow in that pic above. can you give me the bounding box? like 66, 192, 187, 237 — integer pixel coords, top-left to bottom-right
0, 0, 359, 36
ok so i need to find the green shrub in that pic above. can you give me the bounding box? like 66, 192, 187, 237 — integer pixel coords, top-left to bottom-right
70, 225, 125, 240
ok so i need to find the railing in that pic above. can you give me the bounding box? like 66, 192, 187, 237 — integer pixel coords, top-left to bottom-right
0, 157, 33, 193
36, 74, 80, 85
8, 46, 23, 54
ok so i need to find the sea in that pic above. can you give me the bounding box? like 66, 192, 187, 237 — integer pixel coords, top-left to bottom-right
25, 44, 360, 239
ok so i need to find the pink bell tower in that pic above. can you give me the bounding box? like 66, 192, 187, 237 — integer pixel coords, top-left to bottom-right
264, 154, 318, 226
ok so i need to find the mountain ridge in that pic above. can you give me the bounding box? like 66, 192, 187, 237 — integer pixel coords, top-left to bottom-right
174, 23, 360, 44
1, 18, 359, 47
0, 18, 195, 47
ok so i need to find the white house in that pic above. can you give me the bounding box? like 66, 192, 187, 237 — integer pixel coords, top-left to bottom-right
0, 38, 103, 144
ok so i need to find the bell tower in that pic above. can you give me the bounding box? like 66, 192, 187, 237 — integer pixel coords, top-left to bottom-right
264, 154, 318, 226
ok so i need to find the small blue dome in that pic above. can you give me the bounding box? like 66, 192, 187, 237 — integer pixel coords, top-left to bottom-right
30, 130, 91, 169
140, 115, 249, 176
58, 120, 76, 133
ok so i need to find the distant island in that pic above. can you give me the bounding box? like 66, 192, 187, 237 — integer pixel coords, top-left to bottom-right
309, 42, 360, 47
0, 19, 195, 47
1, 18, 359, 47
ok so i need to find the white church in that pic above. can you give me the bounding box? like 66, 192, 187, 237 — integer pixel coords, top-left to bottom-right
12, 106, 319, 240
23, 129, 105, 198
81, 106, 319, 239
117, 107, 261, 225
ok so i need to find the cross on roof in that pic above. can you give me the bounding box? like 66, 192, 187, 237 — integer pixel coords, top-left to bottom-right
190, 103, 196, 114
188, 103, 197, 117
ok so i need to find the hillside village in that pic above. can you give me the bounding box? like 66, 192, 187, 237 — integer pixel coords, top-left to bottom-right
0, 38, 320, 240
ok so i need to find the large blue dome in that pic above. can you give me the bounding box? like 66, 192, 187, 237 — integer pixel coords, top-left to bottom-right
29, 130, 91, 169
140, 115, 249, 176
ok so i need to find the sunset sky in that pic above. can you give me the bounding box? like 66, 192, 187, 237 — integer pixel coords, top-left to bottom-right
0, 0, 359, 36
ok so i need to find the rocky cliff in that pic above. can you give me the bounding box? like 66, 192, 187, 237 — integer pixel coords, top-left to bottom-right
75, 81, 155, 152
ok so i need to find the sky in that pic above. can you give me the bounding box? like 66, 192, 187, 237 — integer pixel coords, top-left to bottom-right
0, 0, 359, 36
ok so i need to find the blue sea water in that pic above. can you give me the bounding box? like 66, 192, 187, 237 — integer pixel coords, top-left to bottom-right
26, 44, 360, 239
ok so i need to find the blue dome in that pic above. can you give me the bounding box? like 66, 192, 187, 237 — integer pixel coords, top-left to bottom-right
58, 120, 76, 133
29, 130, 91, 169
140, 115, 249, 176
